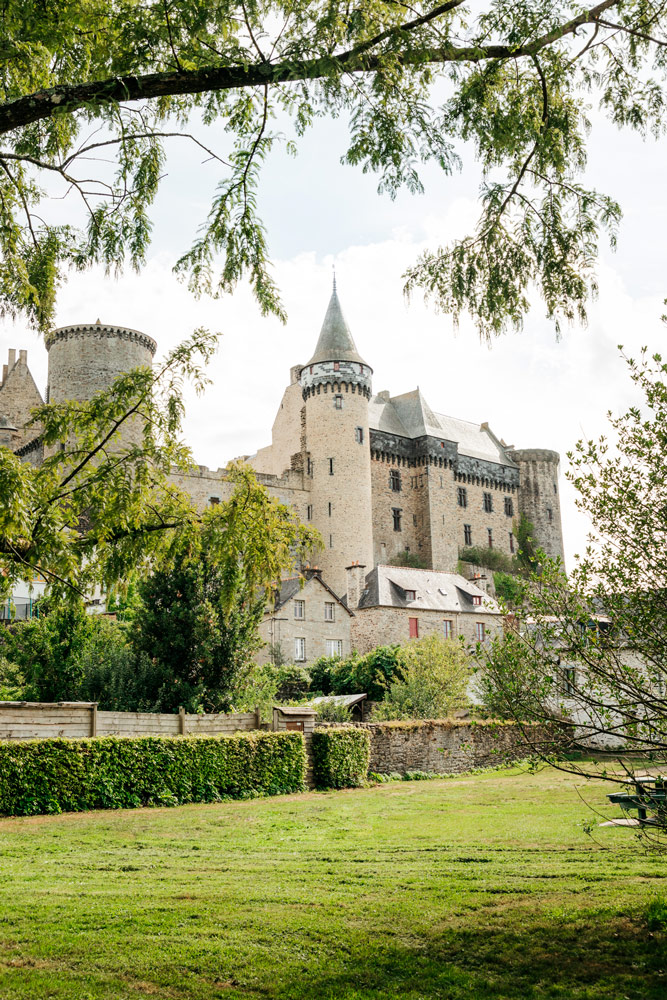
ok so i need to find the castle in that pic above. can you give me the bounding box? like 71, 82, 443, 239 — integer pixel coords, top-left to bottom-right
0, 285, 565, 601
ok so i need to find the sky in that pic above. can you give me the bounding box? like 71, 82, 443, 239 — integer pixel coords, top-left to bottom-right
1, 100, 666, 572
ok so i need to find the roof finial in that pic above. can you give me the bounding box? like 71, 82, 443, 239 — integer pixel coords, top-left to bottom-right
332, 265, 336, 294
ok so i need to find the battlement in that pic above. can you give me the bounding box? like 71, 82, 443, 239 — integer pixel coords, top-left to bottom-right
47, 322, 157, 357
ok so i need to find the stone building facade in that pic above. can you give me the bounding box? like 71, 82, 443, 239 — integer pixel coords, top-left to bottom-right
345, 564, 502, 654
1, 284, 565, 611
258, 569, 354, 668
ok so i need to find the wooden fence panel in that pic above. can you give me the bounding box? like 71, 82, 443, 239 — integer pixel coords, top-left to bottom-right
0, 703, 261, 741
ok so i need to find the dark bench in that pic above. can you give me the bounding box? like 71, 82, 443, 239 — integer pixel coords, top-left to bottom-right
608, 787, 667, 822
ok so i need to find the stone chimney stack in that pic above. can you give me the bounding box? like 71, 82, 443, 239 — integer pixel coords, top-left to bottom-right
18, 349, 27, 366
345, 562, 366, 610
7, 349, 15, 370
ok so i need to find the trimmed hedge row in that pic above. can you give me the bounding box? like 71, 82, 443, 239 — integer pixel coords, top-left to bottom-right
0, 731, 306, 816
311, 728, 371, 789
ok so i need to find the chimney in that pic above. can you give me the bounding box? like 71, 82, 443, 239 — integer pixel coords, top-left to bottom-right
345, 562, 366, 610
19, 349, 27, 366
7, 349, 16, 370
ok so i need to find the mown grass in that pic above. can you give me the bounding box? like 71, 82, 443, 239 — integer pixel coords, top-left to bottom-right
1, 765, 666, 999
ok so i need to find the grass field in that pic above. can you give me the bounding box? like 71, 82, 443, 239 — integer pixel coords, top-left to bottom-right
1, 765, 666, 999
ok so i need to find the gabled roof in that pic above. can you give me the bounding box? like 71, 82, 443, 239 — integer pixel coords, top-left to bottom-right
267, 572, 355, 616
306, 285, 368, 367
357, 565, 500, 615
368, 387, 516, 466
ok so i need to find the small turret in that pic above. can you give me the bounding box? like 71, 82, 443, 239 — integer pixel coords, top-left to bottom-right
507, 447, 565, 565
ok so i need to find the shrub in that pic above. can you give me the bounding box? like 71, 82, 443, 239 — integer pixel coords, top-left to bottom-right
310, 646, 401, 701
458, 545, 515, 574
308, 655, 343, 696
311, 728, 371, 789
274, 664, 311, 700
0, 731, 306, 816
372, 635, 472, 721
313, 699, 353, 723
389, 550, 428, 569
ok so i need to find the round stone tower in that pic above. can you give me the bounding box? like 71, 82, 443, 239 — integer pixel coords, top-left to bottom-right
46, 321, 157, 449
507, 448, 565, 565
300, 282, 374, 596
46, 321, 157, 404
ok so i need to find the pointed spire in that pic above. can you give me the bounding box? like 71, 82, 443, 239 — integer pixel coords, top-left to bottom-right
306, 281, 369, 367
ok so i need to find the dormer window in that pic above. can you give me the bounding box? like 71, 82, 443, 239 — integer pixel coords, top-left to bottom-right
405, 589, 416, 601
472, 595, 482, 606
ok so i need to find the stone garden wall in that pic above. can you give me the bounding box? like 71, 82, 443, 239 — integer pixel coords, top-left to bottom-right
319, 718, 558, 775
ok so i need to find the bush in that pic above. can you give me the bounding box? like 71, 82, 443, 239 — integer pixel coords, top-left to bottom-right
309, 646, 401, 701
311, 728, 371, 789
458, 545, 516, 574
313, 699, 353, 723
372, 635, 472, 721
274, 664, 311, 700
0, 731, 306, 816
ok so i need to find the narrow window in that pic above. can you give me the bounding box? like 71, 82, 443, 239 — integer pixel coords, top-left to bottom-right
504, 496, 514, 517
547, 507, 553, 522
553, 483, 557, 495
329, 534, 333, 548
307, 505, 313, 521
334, 395, 343, 409
294, 600, 305, 620
392, 508, 402, 532
333, 361, 340, 371
326, 639, 343, 657
405, 589, 416, 602
475, 622, 485, 642
209, 496, 220, 505
409, 617, 419, 639
390, 469, 401, 492
328, 458, 334, 475
355, 426, 364, 444
472, 595, 482, 606
295, 637, 306, 662
464, 524, 472, 546
413, 514, 417, 526
458, 487, 468, 508
509, 531, 515, 554
328, 502, 332, 516
483, 492, 493, 513
562, 666, 576, 695
307, 457, 312, 476
324, 602, 335, 622
443, 620, 453, 639
488, 528, 493, 549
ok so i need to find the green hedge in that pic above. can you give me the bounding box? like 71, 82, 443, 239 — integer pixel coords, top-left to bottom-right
0, 731, 306, 816
311, 728, 371, 789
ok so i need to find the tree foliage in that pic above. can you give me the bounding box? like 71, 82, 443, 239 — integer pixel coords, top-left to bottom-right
0, 2, 662, 335
372, 634, 472, 719
480, 348, 667, 840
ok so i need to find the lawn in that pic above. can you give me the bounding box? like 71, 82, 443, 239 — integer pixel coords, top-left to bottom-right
1, 765, 665, 999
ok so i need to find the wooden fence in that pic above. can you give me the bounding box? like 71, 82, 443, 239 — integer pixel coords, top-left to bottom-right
0, 702, 260, 741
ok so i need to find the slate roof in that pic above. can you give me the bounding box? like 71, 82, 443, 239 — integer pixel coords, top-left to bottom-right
309, 693, 367, 708
368, 388, 516, 466
268, 573, 354, 616
356, 565, 500, 615
306, 286, 368, 367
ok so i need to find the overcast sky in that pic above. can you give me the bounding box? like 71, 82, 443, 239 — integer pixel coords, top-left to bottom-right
1, 106, 665, 571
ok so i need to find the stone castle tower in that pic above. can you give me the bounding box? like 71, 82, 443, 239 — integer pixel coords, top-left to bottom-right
46, 321, 157, 448
299, 281, 374, 594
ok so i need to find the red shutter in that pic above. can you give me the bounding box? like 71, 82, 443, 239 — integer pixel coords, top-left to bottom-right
409, 617, 419, 638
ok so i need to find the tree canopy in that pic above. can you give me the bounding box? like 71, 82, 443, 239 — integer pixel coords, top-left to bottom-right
1, 1, 664, 336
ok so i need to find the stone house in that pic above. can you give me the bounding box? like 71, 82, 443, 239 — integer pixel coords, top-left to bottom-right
345, 563, 503, 655
258, 569, 354, 668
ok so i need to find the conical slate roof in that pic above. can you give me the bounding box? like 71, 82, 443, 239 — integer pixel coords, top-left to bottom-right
306, 285, 369, 367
